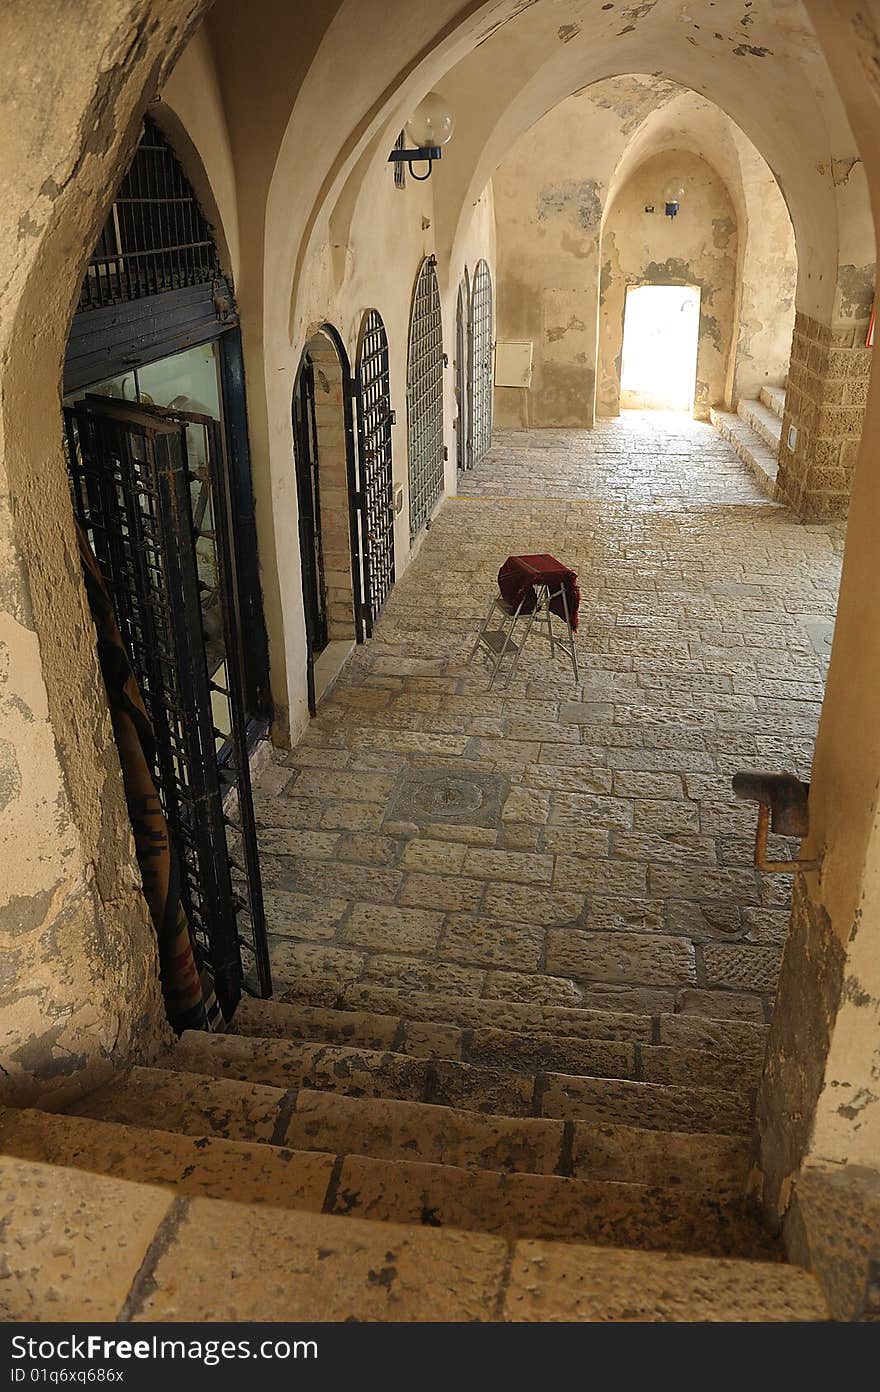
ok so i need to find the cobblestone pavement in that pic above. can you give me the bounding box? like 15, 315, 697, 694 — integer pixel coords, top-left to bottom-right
253, 413, 845, 1024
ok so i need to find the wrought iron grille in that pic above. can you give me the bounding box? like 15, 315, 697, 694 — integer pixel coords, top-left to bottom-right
292, 357, 330, 657
63, 397, 270, 1012
455, 275, 470, 472
407, 257, 445, 540
469, 259, 494, 468
78, 117, 222, 313
355, 310, 396, 631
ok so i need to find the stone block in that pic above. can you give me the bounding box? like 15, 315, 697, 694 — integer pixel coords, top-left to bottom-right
545, 929, 696, 985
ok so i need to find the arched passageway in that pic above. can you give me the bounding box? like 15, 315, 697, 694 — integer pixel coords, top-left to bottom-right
2, 0, 880, 1324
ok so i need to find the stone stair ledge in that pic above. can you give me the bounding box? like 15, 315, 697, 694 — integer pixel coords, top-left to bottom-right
0, 1155, 827, 1323
738, 396, 783, 452
0, 1107, 772, 1259
265, 979, 768, 1052
233, 997, 765, 1086
161, 1032, 755, 1131
759, 383, 786, 420
710, 407, 779, 499
68, 1068, 752, 1187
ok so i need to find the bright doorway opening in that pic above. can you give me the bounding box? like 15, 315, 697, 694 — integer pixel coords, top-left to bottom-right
620, 284, 701, 412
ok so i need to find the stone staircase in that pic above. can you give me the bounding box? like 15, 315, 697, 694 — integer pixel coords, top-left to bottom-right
711, 383, 785, 499
0, 984, 831, 1321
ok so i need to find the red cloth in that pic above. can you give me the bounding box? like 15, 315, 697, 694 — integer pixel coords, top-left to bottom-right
497, 554, 580, 632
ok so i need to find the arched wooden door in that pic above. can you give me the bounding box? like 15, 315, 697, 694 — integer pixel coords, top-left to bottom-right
355, 309, 396, 632
406, 256, 445, 541
469, 258, 494, 468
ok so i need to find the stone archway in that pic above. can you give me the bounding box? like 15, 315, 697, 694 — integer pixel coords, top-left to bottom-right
0, 0, 211, 1104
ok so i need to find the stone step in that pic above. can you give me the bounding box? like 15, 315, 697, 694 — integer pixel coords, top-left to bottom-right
0, 1154, 828, 1322
68, 1068, 753, 1187
737, 396, 783, 452
161, 1032, 754, 1133
0, 1106, 333, 1210
230, 1001, 762, 1089
264, 979, 769, 1054
759, 383, 786, 420
0, 1107, 774, 1259
710, 407, 779, 499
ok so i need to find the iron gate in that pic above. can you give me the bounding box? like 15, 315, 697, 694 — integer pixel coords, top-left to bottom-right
355, 310, 396, 631
469, 259, 494, 468
455, 274, 470, 472
63, 395, 271, 1013
407, 256, 445, 540
292, 356, 330, 658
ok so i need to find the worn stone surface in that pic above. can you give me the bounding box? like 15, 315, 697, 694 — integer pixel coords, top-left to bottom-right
68, 1066, 286, 1144
0, 1155, 172, 1322
133, 1200, 509, 1322
282, 1089, 567, 1175
570, 1120, 751, 1192
503, 1242, 828, 1321
0, 1108, 334, 1211
330, 1154, 777, 1258
257, 416, 841, 1051
541, 1074, 752, 1134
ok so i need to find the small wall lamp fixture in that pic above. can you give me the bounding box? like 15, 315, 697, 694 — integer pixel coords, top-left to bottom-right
389, 91, 455, 182
663, 179, 687, 219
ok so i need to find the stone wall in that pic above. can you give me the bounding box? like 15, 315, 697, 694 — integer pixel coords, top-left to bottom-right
775, 311, 872, 519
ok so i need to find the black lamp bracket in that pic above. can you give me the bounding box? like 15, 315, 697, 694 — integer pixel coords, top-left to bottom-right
388, 146, 443, 181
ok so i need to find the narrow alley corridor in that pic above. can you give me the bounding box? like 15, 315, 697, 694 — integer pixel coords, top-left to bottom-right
255, 415, 844, 1033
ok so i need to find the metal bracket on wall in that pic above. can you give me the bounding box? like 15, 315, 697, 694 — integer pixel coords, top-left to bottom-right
732, 771, 821, 874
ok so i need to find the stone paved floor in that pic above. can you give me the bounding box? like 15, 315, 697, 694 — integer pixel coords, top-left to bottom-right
253, 413, 845, 1024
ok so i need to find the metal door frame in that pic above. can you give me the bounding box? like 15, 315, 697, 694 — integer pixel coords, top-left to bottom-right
469, 258, 494, 469
291, 325, 363, 714
406, 255, 446, 541
354, 309, 396, 635
64, 396, 270, 1010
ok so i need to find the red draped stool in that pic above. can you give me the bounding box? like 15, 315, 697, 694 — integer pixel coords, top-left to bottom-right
469, 554, 580, 688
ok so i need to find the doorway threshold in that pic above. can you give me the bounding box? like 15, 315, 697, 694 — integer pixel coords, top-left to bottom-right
314, 640, 355, 706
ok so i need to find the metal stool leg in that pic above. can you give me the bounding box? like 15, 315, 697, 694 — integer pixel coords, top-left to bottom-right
469, 595, 499, 664
559, 585, 579, 683
500, 603, 538, 689
542, 585, 556, 658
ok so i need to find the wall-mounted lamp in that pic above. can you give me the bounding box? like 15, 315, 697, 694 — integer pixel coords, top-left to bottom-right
388, 91, 455, 182
663, 179, 687, 219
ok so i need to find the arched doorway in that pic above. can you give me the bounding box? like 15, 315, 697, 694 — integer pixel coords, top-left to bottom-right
406, 256, 445, 541
292, 326, 361, 709
454, 269, 471, 471
355, 309, 396, 631
469, 258, 494, 466
61, 116, 271, 1010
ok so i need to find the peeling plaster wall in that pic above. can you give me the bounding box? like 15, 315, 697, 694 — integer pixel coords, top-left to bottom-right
492, 77, 676, 429
492, 77, 797, 430
598, 149, 738, 420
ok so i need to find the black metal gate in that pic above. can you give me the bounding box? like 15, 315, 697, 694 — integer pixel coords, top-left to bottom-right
469, 259, 494, 468
455, 274, 470, 472
407, 256, 445, 540
64, 396, 270, 1012
355, 310, 395, 632
292, 356, 330, 658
